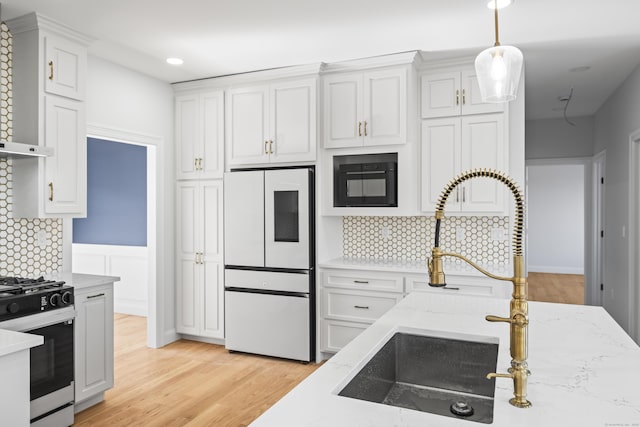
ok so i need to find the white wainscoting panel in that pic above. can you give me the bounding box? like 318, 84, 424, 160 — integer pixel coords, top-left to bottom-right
72, 244, 148, 316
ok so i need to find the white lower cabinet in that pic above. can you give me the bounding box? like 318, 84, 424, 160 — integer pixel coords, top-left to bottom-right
74, 283, 114, 409
320, 269, 403, 353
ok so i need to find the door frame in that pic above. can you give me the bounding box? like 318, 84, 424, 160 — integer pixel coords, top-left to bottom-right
590, 151, 606, 307
86, 124, 165, 348
628, 130, 640, 343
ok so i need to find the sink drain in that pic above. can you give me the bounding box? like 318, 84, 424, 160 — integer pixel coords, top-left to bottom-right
450, 401, 475, 417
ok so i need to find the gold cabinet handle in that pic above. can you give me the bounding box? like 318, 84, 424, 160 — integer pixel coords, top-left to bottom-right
363, 121, 368, 136
462, 89, 466, 105
358, 121, 362, 137
264, 140, 269, 155
194, 158, 199, 171
269, 140, 274, 155
48, 61, 54, 80
198, 158, 203, 170
456, 89, 460, 106
48, 182, 54, 201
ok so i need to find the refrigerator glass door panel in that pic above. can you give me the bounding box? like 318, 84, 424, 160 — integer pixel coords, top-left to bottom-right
225, 269, 309, 293
225, 291, 310, 361
224, 171, 265, 266
264, 169, 309, 269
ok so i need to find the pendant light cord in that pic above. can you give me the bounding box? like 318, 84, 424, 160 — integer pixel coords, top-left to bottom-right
563, 87, 576, 126
494, 0, 501, 46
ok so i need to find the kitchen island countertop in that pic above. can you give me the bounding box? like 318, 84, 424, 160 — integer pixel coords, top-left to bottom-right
251, 292, 640, 426
45, 272, 120, 290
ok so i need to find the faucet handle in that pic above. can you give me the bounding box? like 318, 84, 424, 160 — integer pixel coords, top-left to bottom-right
486, 372, 513, 380
486, 313, 529, 327
485, 315, 511, 324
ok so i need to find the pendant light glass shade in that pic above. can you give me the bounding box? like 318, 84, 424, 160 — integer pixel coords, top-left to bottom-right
475, 44, 523, 102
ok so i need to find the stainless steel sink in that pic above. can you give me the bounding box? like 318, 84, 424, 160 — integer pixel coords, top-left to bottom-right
338, 332, 499, 424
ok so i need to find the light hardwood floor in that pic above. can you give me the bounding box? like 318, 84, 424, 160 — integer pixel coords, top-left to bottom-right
74, 272, 582, 426
74, 314, 320, 426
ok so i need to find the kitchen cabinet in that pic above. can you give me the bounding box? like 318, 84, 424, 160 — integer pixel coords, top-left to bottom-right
226, 78, 317, 166
7, 13, 90, 218
175, 90, 224, 180
405, 273, 510, 299
320, 269, 403, 353
323, 68, 407, 148
176, 180, 224, 339
421, 113, 507, 214
421, 70, 503, 118
74, 282, 114, 409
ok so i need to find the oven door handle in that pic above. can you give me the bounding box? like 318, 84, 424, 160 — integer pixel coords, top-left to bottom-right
0, 306, 76, 332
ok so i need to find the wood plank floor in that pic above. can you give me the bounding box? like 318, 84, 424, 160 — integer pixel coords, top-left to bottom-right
74, 272, 582, 426
74, 314, 320, 427
527, 272, 584, 305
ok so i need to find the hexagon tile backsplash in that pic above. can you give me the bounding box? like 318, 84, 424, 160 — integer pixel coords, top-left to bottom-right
0, 22, 63, 277
343, 216, 510, 265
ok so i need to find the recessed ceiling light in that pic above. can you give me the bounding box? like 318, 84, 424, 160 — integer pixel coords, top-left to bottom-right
166, 57, 184, 65
569, 66, 591, 73
486, 0, 513, 9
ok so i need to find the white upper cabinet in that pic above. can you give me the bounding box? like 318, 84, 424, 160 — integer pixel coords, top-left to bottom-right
7, 13, 90, 218
324, 68, 407, 148
44, 33, 86, 101
176, 90, 224, 180
421, 113, 506, 214
421, 70, 503, 118
227, 78, 317, 166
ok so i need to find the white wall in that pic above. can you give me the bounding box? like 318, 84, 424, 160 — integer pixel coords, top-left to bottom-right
81, 56, 177, 347
527, 162, 585, 274
594, 61, 640, 341
525, 116, 595, 160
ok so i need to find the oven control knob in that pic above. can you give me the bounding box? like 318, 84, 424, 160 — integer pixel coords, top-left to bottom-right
7, 302, 19, 314
49, 293, 61, 307
61, 291, 73, 305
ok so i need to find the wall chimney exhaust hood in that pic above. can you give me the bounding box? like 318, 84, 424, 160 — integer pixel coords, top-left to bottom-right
0, 141, 54, 158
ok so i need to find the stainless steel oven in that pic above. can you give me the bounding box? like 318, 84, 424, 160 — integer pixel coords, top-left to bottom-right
333, 152, 398, 207
0, 278, 75, 427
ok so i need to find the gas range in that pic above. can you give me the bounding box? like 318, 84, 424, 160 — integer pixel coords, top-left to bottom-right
0, 276, 74, 321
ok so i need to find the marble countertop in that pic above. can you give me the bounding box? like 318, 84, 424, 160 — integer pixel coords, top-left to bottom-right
251, 292, 640, 426
0, 329, 43, 357
45, 272, 120, 290
319, 257, 513, 277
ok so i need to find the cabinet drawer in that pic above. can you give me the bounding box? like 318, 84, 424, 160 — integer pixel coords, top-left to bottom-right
406, 275, 509, 298
323, 288, 403, 323
323, 270, 403, 292
321, 319, 368, 353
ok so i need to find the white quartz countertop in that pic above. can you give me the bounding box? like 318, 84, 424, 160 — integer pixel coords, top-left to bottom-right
319, 257, 512, 277
251, 292, 640, 426
0, 329, 43, 357
45, 272, 120, 290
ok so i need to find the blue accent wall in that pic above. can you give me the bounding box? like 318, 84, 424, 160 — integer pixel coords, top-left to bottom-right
73, 138, 147, 246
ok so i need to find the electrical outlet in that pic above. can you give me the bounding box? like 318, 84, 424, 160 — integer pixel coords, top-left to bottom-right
381, 226, 391, 240
491, 227, 508, 241
36, 229, 47, 249
456, 226, 465, 241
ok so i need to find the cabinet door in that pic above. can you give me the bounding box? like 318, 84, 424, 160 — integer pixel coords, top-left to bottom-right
176, 182, 200, 334
363, 68, 407, 146
421, 118, 462, 212
421, 72, 461, 118
74, 285, 114, 403
269, 79, 317, 163
200, 91, 225, 178
44, 95, 86, 215
461, 114, 506, 213
201, 181, 224, 338
175, 94, 199, 179
227, 86, 269, 165
224, 171, 265, 267
460, 70, 504, 115
323, 73, 363, 148
44, 34, 86, 101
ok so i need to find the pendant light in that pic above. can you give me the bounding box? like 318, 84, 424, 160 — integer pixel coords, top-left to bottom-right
474, 0, 523, 102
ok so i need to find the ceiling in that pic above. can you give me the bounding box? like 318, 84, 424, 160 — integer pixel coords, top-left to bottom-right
1, 0, 640, 120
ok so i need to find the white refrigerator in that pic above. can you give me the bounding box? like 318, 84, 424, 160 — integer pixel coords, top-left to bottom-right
224, 167, 315, 362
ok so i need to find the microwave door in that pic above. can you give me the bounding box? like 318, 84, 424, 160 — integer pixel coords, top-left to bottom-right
264, 168, 310, 269
224, 171, 265, 267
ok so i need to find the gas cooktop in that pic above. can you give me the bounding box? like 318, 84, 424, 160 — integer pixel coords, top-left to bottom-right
0, 276, 72, 321
0, 276, 66, 296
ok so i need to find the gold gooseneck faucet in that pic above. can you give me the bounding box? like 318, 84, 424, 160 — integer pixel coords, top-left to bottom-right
427, 168, 532, 408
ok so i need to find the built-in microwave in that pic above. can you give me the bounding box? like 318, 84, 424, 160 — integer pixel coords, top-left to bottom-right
333, 153, 398, 207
